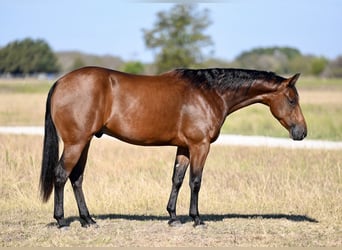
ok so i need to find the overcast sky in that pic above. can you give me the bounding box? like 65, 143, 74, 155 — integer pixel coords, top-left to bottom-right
1, 0, 341, 62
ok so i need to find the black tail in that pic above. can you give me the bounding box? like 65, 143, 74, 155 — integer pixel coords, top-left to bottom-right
40, 82, 59, 202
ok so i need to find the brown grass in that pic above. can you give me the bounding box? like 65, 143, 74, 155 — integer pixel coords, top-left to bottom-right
0, 93, 46, 125
0, 134, 341, 247
299, 89, 342, 105
1, 79, 341, 246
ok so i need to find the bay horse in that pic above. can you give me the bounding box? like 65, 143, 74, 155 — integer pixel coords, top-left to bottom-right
40, 66, 307, 228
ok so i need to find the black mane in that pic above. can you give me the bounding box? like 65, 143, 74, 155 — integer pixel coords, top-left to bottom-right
175, 68, 285, 92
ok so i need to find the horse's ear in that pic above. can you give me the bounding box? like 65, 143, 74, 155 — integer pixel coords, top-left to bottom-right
287, 73, 300, 87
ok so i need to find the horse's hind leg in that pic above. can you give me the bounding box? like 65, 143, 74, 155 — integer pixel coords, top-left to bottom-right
53, 141, 90, 228
69, 141, 96, 227
54, 155, 68, 228
166, 147, 190, 226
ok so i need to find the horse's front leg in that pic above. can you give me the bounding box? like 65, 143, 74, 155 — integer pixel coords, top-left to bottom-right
189, 142, 210, 227
166, 147, 189, 226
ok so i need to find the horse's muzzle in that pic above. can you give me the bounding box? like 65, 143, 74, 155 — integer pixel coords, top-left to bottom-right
290, 125, 307, 141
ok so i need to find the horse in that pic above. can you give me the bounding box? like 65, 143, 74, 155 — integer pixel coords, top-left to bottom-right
40, 66, 307, 228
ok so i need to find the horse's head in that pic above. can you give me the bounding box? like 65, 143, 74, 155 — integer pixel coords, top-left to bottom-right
268, 73, 307, 140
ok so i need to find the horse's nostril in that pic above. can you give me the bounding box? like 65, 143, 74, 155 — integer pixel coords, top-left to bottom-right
291, 125, 307, 141
303, 130, 307, 139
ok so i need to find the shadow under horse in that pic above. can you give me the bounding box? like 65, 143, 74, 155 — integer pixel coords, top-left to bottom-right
40, 67, 307, 228
49, 213, 318, 228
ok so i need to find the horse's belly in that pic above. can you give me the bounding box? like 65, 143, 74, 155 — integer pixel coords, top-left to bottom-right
103, 114, 180, 146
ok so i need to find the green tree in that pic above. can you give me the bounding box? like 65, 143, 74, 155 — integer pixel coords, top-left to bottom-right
0, 38, 60, 75
237, 47, 301, 60
122, 61, 144, 74
143, 4, 213, 73
235, 47, 302, 73
310, 57, 328, 76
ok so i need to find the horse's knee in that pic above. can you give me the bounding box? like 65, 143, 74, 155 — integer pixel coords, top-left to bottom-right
190, 176, 202, 192
71, 175, 84, 189
69, 163, 84, 184
54, 163, 68, 186
173, 177, 184, 189
173, 164, 187, 189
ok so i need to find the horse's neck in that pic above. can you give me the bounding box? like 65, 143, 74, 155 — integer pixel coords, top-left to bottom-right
223, 80, 278, 115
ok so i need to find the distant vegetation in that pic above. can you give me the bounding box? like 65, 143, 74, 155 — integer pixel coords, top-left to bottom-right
56, 51, 124, 73
0, 4, 341, 77
231, 47, 328, 77
1, 37, 341, 78
143, 4, 213, 73
48, 47, 342, 79
0, 38, 59, 75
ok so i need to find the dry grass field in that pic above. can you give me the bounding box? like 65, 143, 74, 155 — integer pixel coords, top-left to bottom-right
0, 134, 341, 247
0, 78, 341, 246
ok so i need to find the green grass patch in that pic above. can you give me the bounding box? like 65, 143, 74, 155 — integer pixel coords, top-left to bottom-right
222, 104, 287, 138
298, 77, 342, 90
0, 80, 53, 94
302, 103, 342, 141
221, 103, 342, 141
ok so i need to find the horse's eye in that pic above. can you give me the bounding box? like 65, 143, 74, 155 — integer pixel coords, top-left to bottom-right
288, 98, 296, 106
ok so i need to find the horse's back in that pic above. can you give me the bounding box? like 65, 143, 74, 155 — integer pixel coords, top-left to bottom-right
50, 67, 190, 145
104, 69, 191, 145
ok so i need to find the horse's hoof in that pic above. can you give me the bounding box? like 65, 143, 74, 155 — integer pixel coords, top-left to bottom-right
82, 223, 99, 228
81, 220, 98, 228
168, 219, 182, 227
56, 219, 69, 229
193, 221, 207, 229
58, 225, 70, 231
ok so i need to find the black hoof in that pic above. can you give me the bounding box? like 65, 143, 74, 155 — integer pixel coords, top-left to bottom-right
194, 222, 207, 228
193, 218, 206, 228
168, 219, 182, 227
81, 222, 98, 228
81, 218, 97, 228
56, 218, 69, 229
58, 225, 70, 230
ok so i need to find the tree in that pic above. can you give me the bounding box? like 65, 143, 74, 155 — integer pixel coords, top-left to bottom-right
235, 47, 302, 73
122, 61, 144, 74
0, 38, 60, 75
310, 57, 328, 76
143, 4, 213, 73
